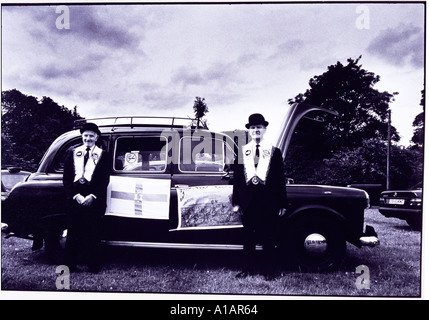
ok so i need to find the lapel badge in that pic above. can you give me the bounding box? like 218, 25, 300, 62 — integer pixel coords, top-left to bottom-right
245, 150, 251, 156
76, 151, 83, 157
251, 176, 259, 185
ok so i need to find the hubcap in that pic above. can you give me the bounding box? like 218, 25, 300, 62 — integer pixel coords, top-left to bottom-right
304, 233, 327, 257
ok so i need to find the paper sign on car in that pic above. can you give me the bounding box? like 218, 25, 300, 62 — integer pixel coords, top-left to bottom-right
106, 176, 171, 220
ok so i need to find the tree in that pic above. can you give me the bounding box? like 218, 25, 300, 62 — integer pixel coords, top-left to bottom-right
411, 89, 424, 147
193, 96, 209, 129
1, 89, 83, 171
289, 56, 399, 149
286, 57, 401, 187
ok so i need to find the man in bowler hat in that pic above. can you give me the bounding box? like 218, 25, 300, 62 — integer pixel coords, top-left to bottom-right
232, 113, 287, 280
63, 122, 110, 273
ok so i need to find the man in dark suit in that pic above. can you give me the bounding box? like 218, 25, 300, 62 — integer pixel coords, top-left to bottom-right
232, 113, 287, 280
63, 122, 110, 273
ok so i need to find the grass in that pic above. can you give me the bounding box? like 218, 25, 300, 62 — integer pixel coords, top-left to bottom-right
1, 209, 422, 297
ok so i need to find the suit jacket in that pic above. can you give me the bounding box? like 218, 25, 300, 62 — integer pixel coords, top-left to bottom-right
63, 146, 111, 213
232, 143, 287, 218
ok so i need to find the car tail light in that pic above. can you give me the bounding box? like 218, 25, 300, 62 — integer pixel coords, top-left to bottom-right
410, 198, 422, 207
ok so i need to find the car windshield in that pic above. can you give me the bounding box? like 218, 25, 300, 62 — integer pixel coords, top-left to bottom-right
1, 173, 29, 191
410, 182, 422, 190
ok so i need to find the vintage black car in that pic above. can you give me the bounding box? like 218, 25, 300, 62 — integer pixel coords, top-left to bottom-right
2, 103, 379, 272
379, 183, 423, 230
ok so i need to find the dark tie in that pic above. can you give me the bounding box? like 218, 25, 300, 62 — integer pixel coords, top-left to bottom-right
254, 144, 260, 168
83, 147, 91, 167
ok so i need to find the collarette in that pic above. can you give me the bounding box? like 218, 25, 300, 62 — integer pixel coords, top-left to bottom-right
249, 139, 270, 149
79, 144, 96, 153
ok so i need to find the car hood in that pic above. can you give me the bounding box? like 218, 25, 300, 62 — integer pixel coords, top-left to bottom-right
274, 103, 338, 159
287, 184, 368, 198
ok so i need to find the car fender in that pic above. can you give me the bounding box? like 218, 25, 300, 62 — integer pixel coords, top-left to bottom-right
4, 179, 66, 237
283, 203, 346, 230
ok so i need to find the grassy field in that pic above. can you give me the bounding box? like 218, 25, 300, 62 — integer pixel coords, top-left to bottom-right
1, 209, 422, 297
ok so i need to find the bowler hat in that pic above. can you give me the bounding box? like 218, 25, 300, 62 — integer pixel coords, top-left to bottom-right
245, 113, 269, 129
80, 122, 101, 136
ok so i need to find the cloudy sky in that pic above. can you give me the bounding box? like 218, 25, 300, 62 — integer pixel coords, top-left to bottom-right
1, 2, 425, 145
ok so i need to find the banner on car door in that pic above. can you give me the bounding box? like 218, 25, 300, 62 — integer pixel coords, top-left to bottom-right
175, 185, 242, 230
106, 176, 171, 220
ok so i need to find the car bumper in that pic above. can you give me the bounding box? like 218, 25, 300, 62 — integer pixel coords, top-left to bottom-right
359, 225, 379, 247
379, 207, 422, 220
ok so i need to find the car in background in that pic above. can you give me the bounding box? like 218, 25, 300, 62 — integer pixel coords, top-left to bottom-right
379, 182, 423, 230
1, 167, 31, 232
1, 167, 31, 201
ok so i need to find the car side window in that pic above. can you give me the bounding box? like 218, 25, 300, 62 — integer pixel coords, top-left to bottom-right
114, 136, 167, 172
51, 139, 82, 173
179, 136, 231, 173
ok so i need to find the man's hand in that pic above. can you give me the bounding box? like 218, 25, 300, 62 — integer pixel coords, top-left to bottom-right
81, 195, 95, 207
75, 194, 85, 205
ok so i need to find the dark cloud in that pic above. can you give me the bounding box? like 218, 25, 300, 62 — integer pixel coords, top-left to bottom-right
278, 40, 305, 52
367, 23, 424, 68
171, 61, 240, 90
38, 53, 106, 79
69, 6, 140, 50
20, 5, 141, 50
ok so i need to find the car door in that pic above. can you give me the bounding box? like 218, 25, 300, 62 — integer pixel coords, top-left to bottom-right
102, 132, 174, 243
169, 130, 243, 246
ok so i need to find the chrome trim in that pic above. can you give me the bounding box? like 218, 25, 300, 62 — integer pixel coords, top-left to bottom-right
102, 240, 263, 250
359, 236, 379, 247
304, 233, 328, 256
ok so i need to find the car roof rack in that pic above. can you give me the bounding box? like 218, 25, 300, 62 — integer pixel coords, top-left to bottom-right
73, 116, 208, 131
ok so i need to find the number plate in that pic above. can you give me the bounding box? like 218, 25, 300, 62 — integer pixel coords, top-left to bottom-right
388, 199, 405, 205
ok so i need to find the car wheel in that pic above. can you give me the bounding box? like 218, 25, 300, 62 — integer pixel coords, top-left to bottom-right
406, 216, 422, 231
280, 214, 346, 272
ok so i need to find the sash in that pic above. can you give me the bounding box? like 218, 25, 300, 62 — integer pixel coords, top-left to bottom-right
242, 142, 273, 185
73, 145, 103, 182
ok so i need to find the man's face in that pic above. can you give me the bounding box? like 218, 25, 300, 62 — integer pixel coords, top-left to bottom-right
249, 124, 267, 142
82, 130, 98, 148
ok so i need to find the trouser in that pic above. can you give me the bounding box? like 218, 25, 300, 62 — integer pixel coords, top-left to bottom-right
241, 191, 278, 275
65, 202, 104, 270
242, 224, 277, 276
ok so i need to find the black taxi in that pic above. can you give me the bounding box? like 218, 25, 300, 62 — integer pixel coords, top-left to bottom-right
2, 103, 379, 272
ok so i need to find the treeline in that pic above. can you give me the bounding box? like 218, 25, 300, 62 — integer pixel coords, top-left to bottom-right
1, 56, 424, 190
285, 57, 423, 189
1, 89, 83, 171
